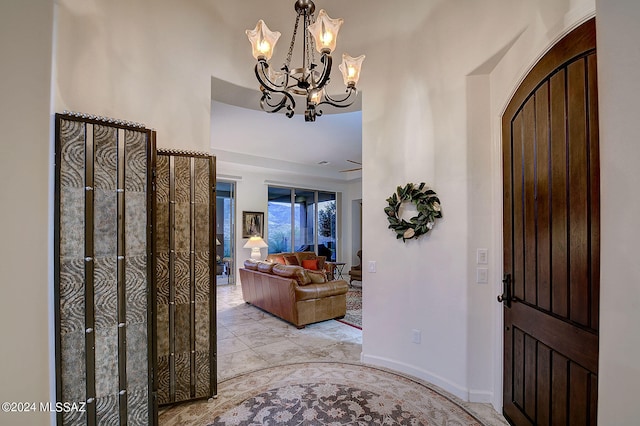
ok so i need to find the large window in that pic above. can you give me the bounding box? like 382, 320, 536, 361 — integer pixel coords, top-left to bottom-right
216, 181, 235, 284
267, 186, 337, 261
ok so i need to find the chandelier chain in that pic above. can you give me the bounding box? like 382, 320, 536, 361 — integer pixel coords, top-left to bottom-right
306, 14, 316, 77
285, 13, 301, 69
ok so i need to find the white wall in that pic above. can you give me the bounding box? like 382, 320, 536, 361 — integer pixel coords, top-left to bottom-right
595, 0, 640, 422
0, 1, 54, 425
361, 0, 531, 401
54, 0, 217, 152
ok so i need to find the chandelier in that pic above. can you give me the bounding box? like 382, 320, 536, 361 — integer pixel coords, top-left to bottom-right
246, 0, 365, 122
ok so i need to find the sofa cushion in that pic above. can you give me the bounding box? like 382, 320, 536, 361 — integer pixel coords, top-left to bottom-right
244, 259, 260, 270
270, 255, 286, 265
284, 255, 300, 266
301, 259, 319, 270
294, 280, 349, 301
272, 264, 311, 285
257, 261, 276, 274
307, 270, 327, 283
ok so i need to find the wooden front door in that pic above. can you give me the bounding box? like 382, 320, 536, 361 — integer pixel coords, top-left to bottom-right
501, 19, 599, 425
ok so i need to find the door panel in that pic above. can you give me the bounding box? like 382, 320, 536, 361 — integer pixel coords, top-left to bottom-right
501, 19, 599, 425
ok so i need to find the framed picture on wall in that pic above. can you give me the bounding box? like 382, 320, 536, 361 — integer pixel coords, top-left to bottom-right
242, 211, 264, 238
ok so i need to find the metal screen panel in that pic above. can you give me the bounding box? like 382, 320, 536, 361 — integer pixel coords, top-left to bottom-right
54, 113, 156, 425
154, 149, 217, 406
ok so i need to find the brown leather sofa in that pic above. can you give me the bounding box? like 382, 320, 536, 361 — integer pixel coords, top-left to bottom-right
239, 259, 349, 328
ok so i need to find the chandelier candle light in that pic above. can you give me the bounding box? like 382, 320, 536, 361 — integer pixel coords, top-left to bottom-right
246, 0, 365, 122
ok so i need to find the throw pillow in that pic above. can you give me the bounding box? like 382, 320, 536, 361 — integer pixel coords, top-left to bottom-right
270, 255, 286, 265
284, 255, 300, 266
301, 259, 319, 270
307, 270, 327, 283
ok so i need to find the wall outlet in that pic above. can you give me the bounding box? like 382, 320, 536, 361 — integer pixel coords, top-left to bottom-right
368, 261, 377, 273
412, 329, 422, 344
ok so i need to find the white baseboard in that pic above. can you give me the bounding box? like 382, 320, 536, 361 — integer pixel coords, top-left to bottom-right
468, 389, 494, 403
362, 354, 494, 404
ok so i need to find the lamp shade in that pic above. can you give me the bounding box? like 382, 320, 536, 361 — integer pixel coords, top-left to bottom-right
339, 53, 365, 87
216, 238, 221, 246
307, 10, 343, 54
246, 20, 281, 61
243, 236, 268, 260
243, 236, 268, 249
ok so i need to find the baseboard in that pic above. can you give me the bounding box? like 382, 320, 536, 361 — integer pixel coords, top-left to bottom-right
468, 389, 494, 403
362, 354, 493, 403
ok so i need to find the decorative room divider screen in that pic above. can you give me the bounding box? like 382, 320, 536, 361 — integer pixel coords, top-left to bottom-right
54, 112, 156, 425
154, 149, 217, 406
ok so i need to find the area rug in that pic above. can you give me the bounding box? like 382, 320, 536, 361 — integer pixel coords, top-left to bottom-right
337, 287, 362, 329
158, 362, 485, 425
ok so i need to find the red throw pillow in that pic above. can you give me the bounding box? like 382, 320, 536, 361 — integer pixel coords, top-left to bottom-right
301, 259, 319, 270
271, 255, 286, 265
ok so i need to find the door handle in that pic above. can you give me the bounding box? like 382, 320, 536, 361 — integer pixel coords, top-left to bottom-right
497, 273, 512, 307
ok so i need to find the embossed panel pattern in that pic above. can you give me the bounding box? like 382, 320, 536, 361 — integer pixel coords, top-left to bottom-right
154, 151, 216, 406
55, 114, 154, 426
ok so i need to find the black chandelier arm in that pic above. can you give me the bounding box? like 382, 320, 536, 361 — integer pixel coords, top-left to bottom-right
317, 86, 358, 108
315, 53, 332, 89
260, 90, 296, 118
254, 60, 289, 92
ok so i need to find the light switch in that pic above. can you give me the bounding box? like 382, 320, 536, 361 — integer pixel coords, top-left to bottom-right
477, 267, 488, 283
477, 248, 488, 265
412, 329, 422, 344
368, 261, 377, 273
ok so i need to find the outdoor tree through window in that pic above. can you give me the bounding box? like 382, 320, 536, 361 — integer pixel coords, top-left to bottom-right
267, 187, 337, 261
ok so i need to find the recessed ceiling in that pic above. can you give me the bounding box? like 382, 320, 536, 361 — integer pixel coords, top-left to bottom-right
210, 65, 362, 179
210, 98, 362, 177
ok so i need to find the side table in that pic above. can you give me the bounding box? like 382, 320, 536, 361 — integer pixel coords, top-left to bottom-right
325, 261, 346, 281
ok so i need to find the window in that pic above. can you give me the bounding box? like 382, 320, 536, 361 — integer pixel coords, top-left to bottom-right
267, 186, 337, 261
216, 181, 235, 284
317, 192, 337, 261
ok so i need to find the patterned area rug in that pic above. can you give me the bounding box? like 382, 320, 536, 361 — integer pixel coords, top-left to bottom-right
159, 363, 485, 425
338, 287, 362, 329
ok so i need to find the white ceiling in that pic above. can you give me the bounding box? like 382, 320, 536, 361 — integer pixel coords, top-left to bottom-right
211, 99, 362, 175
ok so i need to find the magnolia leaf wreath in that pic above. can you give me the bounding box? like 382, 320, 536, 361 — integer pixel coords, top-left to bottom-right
384, 182, 442, 241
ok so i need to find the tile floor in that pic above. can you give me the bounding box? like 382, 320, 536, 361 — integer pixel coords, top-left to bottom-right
184, 283, 507, 425
216, 283, 363, 381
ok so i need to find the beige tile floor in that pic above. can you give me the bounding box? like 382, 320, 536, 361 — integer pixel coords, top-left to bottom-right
216, 283, 363, 381
180, 283, 508, 425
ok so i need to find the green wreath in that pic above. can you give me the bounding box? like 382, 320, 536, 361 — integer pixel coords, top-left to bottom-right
384, 182, 442, 241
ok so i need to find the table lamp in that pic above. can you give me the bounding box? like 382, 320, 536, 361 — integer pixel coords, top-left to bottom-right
243, 236, 268, 260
